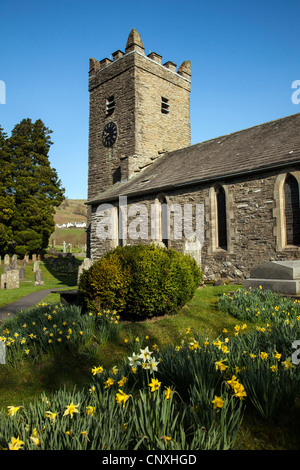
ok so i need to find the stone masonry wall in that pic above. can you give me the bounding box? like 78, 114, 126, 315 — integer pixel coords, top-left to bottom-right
90, 167, 300, 281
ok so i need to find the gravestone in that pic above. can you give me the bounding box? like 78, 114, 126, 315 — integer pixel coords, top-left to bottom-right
4, 254, 10, 265
11, 255, 18, 270
33, 269, 44, 286
1, 270, 19, 289
183, 235, 202, 267
63, 241, 66, 253
33, 260, 39, 272
19, 266, 25, 280
22, 258, 27, 267
32, 254, 37, 262
77, 258, 93, 284
244, 260, 300, 295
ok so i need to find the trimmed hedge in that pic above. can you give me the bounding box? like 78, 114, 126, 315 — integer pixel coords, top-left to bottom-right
78, 244, 202, 320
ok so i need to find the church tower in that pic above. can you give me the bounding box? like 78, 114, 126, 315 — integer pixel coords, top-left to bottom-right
87, 29, 191, 202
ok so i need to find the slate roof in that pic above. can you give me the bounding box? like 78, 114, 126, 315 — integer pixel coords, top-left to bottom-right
87, 113, 300, 205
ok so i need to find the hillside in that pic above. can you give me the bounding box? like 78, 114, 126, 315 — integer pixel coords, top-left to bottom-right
54, 199, 87, 225
49, 199, 87, 250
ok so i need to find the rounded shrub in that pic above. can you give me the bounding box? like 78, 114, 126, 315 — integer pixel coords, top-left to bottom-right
78, 244, 202, 320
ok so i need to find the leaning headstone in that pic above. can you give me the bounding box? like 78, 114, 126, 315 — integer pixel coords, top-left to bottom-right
22, 258, 27, 267
33, 269, 44, 286
24, 255, 29, 262
4, 254, 10, 265
33, 260, 39, 272
19, 266, 25, 281
32, 254, 37, 262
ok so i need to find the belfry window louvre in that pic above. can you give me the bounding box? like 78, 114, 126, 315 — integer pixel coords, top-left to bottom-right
161, 97, 169, 114
106, 96, 115, 116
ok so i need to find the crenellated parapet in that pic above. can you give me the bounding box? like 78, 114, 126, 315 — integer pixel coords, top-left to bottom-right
89, 29, 191, 82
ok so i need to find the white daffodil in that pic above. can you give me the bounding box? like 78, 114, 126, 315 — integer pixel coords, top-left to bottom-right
148, 357, 159, 374
139, 346, 153, 362
128, 352, 141, 367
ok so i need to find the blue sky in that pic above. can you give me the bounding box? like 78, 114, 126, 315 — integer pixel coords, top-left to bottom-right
1, 0, 299, 199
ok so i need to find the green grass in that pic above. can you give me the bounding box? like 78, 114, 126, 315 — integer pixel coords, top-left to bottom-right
1, 282, 300, 449
0, 258, 79, 309
0, 284, 243, 409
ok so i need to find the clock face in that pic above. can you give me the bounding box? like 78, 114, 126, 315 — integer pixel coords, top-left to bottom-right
102, 122, 117, 148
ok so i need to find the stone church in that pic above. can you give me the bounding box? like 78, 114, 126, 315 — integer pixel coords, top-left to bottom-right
86, 29, 300, 282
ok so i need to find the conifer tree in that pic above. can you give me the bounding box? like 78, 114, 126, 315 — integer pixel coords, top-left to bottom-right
0, 126, 15, 253
3, 118, 65, 256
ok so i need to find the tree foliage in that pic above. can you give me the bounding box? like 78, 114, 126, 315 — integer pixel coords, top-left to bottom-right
0, 118, 65, 256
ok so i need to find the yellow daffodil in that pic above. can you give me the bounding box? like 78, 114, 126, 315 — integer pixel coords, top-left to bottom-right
116, 389, 130, 407
118, 376, 127, 387
282, 359, 294, 369
63, 402, 80, 418
164, 386, 173, 400
215, 359, 228, 372
7, 406, 22, 417
212, 395, 224, 409
30, 435, 40, 446
260, 352, 268, 360
45, 411, 57, 423
104, 377, 114, 389
148, 378, 161, 392
86, 406, 95, 415
91, 365, 103, 375
274, 351, 282, 361
8, 436, 24, 450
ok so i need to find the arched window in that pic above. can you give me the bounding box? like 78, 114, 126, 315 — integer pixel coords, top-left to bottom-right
215, 185, 227, 250
284, 174, 300, 246
159, 195, 169, 247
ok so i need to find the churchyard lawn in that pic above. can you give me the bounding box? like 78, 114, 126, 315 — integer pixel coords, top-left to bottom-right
0, 283, 300, 449
0, 257, 80, 309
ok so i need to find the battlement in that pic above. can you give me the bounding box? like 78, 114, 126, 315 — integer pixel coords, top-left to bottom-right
89, 29, 191, 81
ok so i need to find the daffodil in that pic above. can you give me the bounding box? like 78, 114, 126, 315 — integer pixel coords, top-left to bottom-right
164, 386, 173, 400
139, 346, 152, 362
260, 351, 268, 360
148, 378, 161, 392
86, 406, 95, 415
212, 396, 224, 409
8, 436, 24, 450
116, 389, 130, 407
63, 402, 80, 418
45, 411, 57, 423
282, 359, 294, 369
274, 351, 282, 361
148, 357, 159, 374
7, 406, 22, 417
215, 359, 228, 372
128, 352, 141, 367
118, 376, 127, 387
91, 365, 103, 375
30, 435, 40, 446
104, 377, 114, 389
